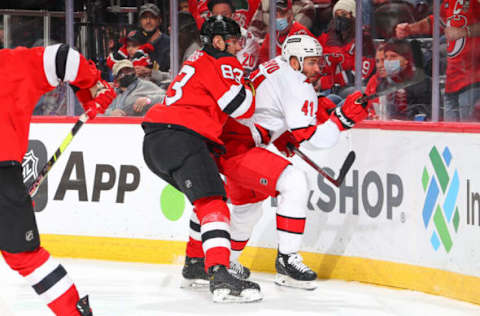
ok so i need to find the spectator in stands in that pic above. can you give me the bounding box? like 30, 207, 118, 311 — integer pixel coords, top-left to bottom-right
179, 0, 190, 12
366, 39, 431, 120
189, 0, 260, 76
107, 29, 154, 79
106, 60, 165, 117
189, 0, 261, 29
257, 0, 315, 63
34, 84, 84, 116
395, 0, 480, 121
249, 0, 316, 41
178, 12, 201, 63
137, 3, 170, 75
316, 0, 375, 98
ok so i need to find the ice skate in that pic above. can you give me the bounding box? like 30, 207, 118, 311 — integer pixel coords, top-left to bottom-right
275, 252, 317, 290
181, 256, 209, 288
208, 265, 262, 303
76, 295, 93, 316
228, 260, 251, 280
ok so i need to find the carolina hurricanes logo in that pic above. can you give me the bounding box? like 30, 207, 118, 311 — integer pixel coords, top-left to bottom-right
446, 14, 467, 58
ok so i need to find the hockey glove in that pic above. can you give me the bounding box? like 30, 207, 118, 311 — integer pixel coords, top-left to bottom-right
82, 80, 116, 119
330, 91, 368, 131
273, 131, 299, 158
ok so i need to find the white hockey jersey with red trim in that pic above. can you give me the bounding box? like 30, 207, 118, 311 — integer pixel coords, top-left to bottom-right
246, 56, 318, 144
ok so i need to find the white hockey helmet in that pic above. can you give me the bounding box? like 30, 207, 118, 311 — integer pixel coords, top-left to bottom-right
281, 34, 323, 72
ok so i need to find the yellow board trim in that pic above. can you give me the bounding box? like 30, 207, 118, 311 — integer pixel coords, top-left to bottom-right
40, 234, 480, 305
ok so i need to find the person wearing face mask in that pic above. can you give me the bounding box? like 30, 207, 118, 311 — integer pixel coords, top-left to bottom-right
257, 0, 315, 64
316, 0, 375, 97
365, 39, 431, 120
106, 60, 165, 117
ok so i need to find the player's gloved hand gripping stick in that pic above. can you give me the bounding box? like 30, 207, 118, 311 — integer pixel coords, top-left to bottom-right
287, 40, 426, 187
28, 112, 90, 197
28, 80, 115, 197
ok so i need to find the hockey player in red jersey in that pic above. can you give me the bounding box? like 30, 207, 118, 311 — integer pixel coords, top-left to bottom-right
142, 16, 261, 303
395, 0, 480, 121
0, 44, 115, 315
183, 34, 369, 290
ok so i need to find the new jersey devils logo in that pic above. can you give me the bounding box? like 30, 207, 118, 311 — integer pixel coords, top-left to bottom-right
446, 14, 467, 58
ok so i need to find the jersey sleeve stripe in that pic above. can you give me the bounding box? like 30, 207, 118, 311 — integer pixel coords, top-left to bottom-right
218, 84, 243, 112
63, 47, 80, 83
43, 44, 61, 87
220, 85, 253, 118
43, 44, 80, 86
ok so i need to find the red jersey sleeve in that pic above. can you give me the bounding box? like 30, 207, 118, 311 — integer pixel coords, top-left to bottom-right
199, 54, 254, 119
42, 44, 100, 90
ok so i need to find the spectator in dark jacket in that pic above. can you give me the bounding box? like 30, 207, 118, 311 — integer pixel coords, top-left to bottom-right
137, 3, 170, 76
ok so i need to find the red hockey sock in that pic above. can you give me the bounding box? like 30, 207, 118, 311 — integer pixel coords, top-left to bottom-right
193, 197, 231, 271
2, 247, 82, 316
185, 208, 205, 258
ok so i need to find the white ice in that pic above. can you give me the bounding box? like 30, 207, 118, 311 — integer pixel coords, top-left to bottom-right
1, 258, 479, 316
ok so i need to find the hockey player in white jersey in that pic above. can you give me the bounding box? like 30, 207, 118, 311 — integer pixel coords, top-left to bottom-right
182, 34, 369, 290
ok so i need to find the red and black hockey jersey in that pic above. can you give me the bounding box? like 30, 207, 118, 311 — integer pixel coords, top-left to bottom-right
0, 45, 101, 163
430, 0, 480, 93
143, 46, 255, 145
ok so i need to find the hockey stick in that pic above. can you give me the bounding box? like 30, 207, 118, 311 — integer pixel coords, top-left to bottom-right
287, 143, 356, 187
28, 112, 89, 197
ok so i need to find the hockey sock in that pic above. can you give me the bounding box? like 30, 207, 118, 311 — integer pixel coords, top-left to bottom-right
229, 202, 264, 262
275, 166, 309, 254
230, 239, 248, 262
193, 197, 231, 271
1, 247, 82, 316
186, 209, 205, 258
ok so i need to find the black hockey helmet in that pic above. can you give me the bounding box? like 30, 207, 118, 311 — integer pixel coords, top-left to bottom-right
200, 15, 241, 47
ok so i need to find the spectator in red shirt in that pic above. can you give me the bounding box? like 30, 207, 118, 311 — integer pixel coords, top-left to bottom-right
257, 0, 315, 63
395, 0, 480, 121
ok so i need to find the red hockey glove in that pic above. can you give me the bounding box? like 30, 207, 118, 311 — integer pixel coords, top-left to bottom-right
317, 75, 334, 91
330, 91, 368, 131
82, 80, 116, 119
316, 96, 337, 124
273, 131, 299, 158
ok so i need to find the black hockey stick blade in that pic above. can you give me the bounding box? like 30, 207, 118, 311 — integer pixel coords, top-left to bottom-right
287, 143, 355, 187
28, 112, 89, 197
335, 150, 356, 186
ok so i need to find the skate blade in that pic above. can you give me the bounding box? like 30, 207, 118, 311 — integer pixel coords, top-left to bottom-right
212, 288, 263, 303
274, 273, 317, 290
180, 277, 209, 289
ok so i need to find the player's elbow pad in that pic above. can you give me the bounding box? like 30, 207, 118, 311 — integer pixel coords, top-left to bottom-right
43, 44, 80, 87
304, 120, 340, 150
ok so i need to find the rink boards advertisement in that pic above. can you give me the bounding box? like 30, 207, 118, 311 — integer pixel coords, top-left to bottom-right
27, 119, 480, 304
